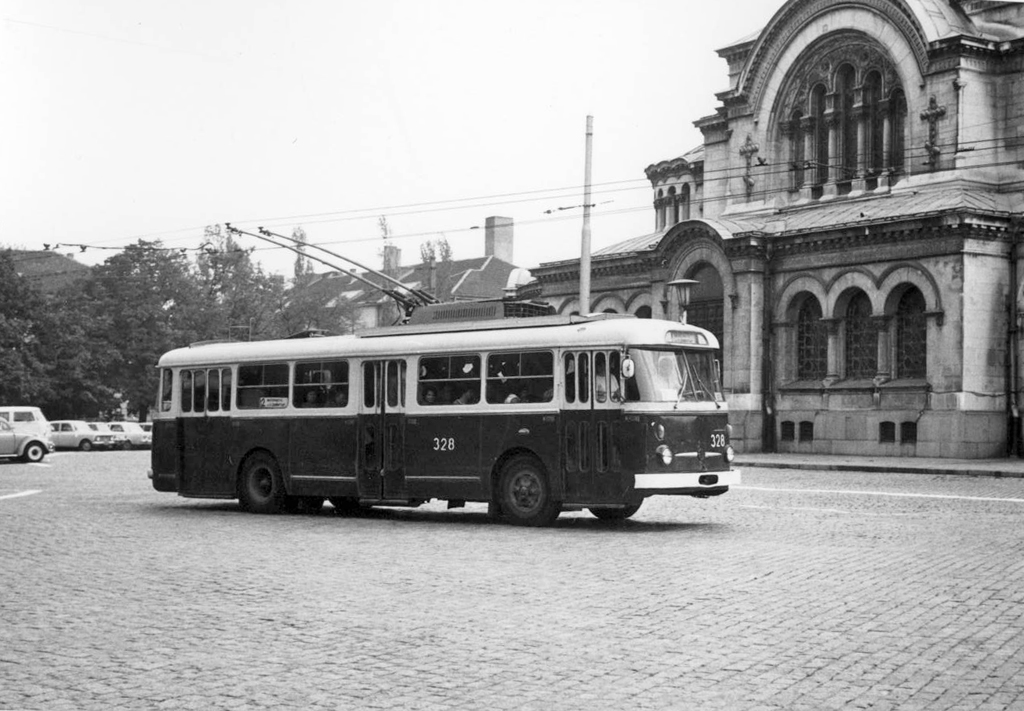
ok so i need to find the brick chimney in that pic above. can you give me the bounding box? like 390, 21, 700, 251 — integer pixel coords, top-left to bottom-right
484, 216, 513, 263
381, 244, 401, 275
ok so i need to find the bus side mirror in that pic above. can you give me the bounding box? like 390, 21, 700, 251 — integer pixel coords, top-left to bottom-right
621, 357, 635, 379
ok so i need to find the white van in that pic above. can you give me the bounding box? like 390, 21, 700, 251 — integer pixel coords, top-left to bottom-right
0, 406, 52, 439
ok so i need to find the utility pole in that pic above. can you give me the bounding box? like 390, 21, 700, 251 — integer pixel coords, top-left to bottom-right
580, 115, 594, 315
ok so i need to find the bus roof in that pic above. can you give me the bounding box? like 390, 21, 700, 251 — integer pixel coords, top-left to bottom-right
157, 315, 719, 368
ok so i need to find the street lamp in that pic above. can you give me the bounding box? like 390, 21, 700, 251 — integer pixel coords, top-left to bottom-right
666, 278, 698, 324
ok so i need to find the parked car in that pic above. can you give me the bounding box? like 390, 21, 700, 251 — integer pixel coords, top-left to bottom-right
0, 419, 54, 462
139, 423, 152, 434
106, 422, 152, 449
88, 422, 130, 450
49, 420, 117, 451
0, 406, 52, 440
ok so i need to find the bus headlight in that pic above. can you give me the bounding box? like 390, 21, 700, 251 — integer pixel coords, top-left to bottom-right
725, 445, 735, 463
651, 421, 665, 441
655, 444, 673, 466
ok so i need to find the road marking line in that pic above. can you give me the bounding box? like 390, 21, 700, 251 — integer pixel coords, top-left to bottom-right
734, 485, 1024, 504
0, 490, 41, 501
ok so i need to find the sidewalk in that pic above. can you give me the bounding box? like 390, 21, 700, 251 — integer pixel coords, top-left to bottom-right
735, 452, 1024, 478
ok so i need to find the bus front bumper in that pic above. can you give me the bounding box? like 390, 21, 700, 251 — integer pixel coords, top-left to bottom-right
148, 469, 180, 493
634, 469, 741, 494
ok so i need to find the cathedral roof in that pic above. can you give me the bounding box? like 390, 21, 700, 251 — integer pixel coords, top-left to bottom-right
587, 185, 1017, 261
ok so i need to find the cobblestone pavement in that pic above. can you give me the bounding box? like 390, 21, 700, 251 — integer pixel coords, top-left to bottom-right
2, 452, 1022, 710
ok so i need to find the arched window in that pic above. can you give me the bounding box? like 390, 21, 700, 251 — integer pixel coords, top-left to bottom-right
845, 292, 876, 378
655, 189, 665, 230
796, 297, 827, 380
668, 186, 678, 225
863, 71, 884, 175
837, 64, 857, 183
790, 109, 805, 189
634, 305, 652, 319
679, 184, 691, 222
686, 263, 724, 351
811, 84, 829, 185
890, 89, 907, 176
895, 287, 927, 378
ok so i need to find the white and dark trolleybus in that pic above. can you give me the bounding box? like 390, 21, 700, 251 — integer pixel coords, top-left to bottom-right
149, 306, 740, 526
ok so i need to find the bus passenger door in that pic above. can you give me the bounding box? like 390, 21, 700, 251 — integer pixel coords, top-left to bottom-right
358, 360, 407, 500
561, 351, 595, 502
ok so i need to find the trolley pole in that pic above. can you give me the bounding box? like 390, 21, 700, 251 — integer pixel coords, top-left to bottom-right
580, 115, 594, 315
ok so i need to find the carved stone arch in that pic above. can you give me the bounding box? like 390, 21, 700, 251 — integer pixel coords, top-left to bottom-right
659, 222, 737, 303
591, 294, 627, 314
742, 0, 930, 116
775, 273, 829, 322
625, 291, 653, 316
827, 268, 880, 318
878, 262, 943, 314
770, 31, 901, 131
557, 298, 580, 316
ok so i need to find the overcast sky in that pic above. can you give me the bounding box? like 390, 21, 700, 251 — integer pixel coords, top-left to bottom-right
1, 0, 778, 278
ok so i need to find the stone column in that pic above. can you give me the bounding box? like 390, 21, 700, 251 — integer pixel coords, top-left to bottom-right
873, 316, 892, 384
800, 115, 816, 200
825, 103, 840, 196
823, 318, 841, 385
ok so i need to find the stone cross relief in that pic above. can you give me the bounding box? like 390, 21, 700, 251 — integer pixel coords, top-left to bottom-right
739, 134, 760, 198
920, 96, 947, 170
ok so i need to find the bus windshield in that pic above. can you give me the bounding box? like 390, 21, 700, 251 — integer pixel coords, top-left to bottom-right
628, 348, 723, 404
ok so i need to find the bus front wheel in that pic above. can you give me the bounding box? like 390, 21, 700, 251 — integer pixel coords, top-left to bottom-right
498, 456, 560, 527
238, 453, 286, 514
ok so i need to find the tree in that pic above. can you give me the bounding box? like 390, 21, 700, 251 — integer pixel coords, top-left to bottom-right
292, 226, 314, 286
0, 251, 52, 403
419, 236, 456, 302
84, 241, 205, 422
195, 226, 284, 342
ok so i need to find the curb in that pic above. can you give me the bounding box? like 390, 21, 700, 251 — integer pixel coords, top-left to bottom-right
735, 459, 1024, 479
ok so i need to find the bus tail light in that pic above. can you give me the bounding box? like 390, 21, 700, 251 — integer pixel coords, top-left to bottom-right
726, 445, 735, 463
651, 421, 665, 441
655, 444, 673, 466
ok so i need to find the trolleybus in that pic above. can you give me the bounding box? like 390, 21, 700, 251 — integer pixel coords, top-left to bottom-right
149, 312, 739, 526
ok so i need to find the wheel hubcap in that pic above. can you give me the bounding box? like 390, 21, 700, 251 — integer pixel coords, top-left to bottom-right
253, 468, 273, 498
509, 471, 541, 512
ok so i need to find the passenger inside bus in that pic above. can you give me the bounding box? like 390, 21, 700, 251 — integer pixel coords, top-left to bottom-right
454, 387, 478, 405
329, 388, 348, 407
422, 387, 437, 405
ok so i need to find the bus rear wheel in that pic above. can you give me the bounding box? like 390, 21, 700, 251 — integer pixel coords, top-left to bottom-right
588, 500, 643, 521
238, 453, 286, 514
498, 456, 560, 527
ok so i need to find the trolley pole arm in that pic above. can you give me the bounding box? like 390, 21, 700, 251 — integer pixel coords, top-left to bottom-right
257, 227, 438, 307
224, 224, 419, 319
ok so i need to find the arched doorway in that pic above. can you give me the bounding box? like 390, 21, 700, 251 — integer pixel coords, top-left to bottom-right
685, 263, 724, 349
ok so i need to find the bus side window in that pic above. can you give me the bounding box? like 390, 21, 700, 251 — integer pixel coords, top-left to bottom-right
578, 353, 590, 404
595, 352, 607, 403
160, 369, 174, 412
363, 362, 377, 408
221, 368, 232, 411
208, 369, 220, 411
181, 370, 193, 414
564, 354, 576, 403
193, 370, 207, 413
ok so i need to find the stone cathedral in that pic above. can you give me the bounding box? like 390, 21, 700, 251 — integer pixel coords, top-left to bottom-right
531, 0, 1024, 458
